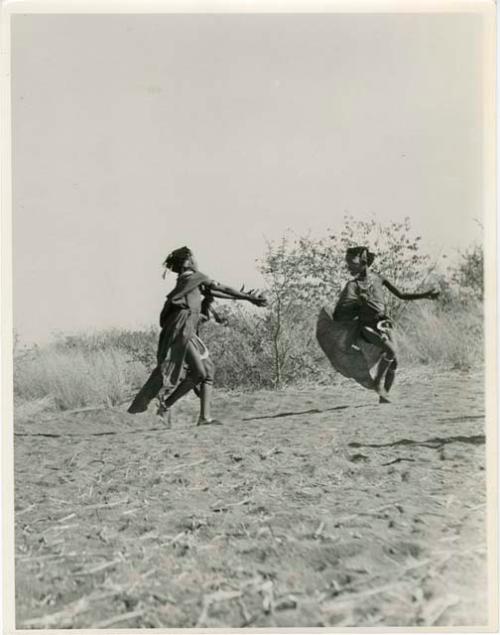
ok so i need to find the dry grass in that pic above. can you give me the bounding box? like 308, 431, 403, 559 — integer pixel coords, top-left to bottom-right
396, 303, 483, 370
14, 368, 488, 628
14, 348, 144, 410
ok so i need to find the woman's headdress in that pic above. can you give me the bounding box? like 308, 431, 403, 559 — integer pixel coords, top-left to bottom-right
162, 246, 192, 277
345, 246, 376, 267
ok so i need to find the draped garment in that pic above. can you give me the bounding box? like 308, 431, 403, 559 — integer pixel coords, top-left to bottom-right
128, 271, 213, 413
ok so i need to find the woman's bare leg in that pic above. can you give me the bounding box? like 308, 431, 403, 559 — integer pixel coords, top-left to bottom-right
360, 327, 397, 402
162, 342, 206, 409
384, 357, 398, 393
161, 342, 218, 424
199, 382, 212, 421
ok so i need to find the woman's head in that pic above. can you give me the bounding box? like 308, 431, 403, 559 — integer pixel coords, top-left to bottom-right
163, 246, 197, 275
345, 246, 375, 275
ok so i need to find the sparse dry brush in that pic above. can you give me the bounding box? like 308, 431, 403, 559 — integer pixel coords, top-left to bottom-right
396, 302, 483, 369
13, 219, 483, 410
14, 347, 145, 410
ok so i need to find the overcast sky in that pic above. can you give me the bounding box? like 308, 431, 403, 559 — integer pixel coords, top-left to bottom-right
11, 12, 485, 343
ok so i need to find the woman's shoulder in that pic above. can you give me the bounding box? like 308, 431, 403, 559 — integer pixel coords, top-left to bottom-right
188, 271, 213, 286
368, 270, 386, 283
196, 272, 215, 287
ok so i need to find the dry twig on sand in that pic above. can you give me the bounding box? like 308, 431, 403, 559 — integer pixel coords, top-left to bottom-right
78, 559, 122, 575
196, 590, 242, 627
94, 609, 145, 628
419, 594, 460, 625
260, 580, 274, 614
19, 590, 119, 629
159, 459, 208, 475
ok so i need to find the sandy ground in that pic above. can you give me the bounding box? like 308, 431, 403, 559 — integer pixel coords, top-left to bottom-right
13, 367, 488, 629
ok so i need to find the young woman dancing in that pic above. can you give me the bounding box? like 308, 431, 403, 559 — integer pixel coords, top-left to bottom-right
327, 246, 439, 402
128, 246, 266, 424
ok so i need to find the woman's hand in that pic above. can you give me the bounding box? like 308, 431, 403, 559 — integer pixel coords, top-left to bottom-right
358, 290, 369, 304
237, 284, 268, 307
424, 289, 440, 300
246, 291, 267, 307
249, 294, 268, 307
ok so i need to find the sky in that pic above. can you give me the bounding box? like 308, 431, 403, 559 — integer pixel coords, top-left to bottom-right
11, 11, 485, 344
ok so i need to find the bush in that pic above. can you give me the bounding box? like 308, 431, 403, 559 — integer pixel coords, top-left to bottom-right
202, 304, 332, 390
202, 307, 273, 389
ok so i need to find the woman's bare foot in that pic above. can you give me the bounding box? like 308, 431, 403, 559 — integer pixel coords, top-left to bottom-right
374, 382, 391, 403
156, 401, 172, 426
197, 418, 223, 426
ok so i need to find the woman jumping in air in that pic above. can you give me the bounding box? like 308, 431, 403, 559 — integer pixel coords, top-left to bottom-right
128, 246, 266, 425
319, 246, 439, 403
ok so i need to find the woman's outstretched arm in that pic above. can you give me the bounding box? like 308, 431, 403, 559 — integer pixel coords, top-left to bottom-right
209, 282, 267, 306
208, 288, 241, 300
383, 278, 440, 301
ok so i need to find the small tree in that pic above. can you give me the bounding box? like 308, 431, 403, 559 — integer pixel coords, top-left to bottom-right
259, 236, 310, 387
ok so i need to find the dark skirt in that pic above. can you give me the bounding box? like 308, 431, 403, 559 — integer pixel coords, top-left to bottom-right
316, 307, 386, 390
128, 307, 201, 413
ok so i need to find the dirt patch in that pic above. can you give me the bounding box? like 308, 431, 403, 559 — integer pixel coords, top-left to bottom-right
14, 368, 488, 628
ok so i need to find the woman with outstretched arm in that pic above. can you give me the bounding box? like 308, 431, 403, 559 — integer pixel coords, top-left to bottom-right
333, 246, 439, 402
127, 246, 266, 425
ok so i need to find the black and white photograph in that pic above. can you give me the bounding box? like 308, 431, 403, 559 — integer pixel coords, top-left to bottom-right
1, 0, 497, 631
